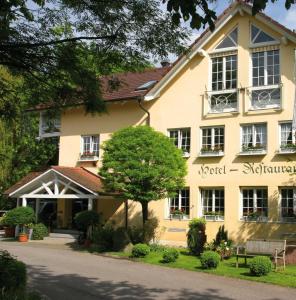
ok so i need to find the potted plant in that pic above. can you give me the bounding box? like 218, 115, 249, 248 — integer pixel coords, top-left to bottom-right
0, 213, 15, 237
2, 207, 35, 242
170, 208, 185, 220
74, 210, 100, 247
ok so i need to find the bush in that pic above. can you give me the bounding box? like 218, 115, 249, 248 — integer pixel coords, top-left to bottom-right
112, 227, 132, 252
131, 243, 150, 258
32, 223, 49, 240
74, 210, 100, 232
2, 207, 35, 227
149, 243, 167, 252
249, 256, 273, 276
214, 225, 228, 246
0, 250, 27, 291
187, 218, 207, 256
200, 251, 220, 269
162, 248, 179, 263
92, 223, 115, 251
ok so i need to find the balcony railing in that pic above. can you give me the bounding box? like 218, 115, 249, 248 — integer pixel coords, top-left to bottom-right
248, 85, 281, 110
207, 90, 238, 113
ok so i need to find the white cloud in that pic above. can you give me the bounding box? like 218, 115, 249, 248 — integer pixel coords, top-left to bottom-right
282, 7, 296, 30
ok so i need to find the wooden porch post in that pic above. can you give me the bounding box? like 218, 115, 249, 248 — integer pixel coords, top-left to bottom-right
22, 197, 27, 207
35, 199, 40, 222
88, 198, 93, 210
16, 198, 20, 207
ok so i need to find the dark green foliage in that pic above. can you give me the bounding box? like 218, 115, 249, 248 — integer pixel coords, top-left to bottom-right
128, 218, 159, 244
131, 243, 151, 258
249, 256, 273, 276
214, 225, 228, 246
200, 251, 220, 269
112, 227, 132, 252
74, 210, 100, 232
187, 218, 207, 256
100, 126, 187, 241
162, 248, 179, 263
2, 207, 35, 227
31, 223, 49, 240
0, 250, 27, 291
92, 224, 115, 251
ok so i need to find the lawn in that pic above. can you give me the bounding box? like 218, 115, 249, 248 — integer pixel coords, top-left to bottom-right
105, 249, 296, 288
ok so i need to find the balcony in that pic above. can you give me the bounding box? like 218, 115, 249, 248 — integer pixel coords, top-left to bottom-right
239, 144, 266, 156
248, 85, 281, 110
39, 113, 61, 138
278, 144, 296, 154
78, 152, 99, 162
199, 146, 224, 157
207, 90, 238, 114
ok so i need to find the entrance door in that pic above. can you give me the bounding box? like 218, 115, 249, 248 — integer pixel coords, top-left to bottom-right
71, 199, 88, 229
38, 200, 57, 229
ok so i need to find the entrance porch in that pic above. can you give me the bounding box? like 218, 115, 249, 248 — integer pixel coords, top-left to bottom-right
4, 166, 103, 230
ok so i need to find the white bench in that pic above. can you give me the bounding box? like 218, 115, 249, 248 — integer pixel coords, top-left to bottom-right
236, 239, 286, 270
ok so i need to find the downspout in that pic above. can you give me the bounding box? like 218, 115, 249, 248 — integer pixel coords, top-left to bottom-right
138, 98, 150, 126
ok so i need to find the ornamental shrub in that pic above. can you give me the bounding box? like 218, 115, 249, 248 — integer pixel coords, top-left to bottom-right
32, 223, 49, 240
149, 243, 167, 252
249, 256, 273, 276
74, 210, 100, 232
92, 223, 115, 251
162, 248, 179, 263
0, 250, 27, 291
187, 218, 207, 256
2, 207, 35, 227
131, 243, 150, 258
200, 251, 220, 269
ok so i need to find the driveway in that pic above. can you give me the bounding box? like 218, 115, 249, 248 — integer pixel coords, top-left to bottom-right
0, 242, 295, 300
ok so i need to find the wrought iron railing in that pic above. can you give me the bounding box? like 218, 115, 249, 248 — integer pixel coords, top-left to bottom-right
207, 90, 238, 113
248, 85, 281, 109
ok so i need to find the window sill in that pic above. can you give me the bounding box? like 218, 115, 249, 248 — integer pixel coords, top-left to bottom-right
78, 156, 99, 162
208, 108, 238, 114
248, 105, 281, 111
238, 150, 267, 156
203, 215, 224, 221
199, 151, 224, 158
39, 132, 60, 138
277, 149, 296, 155
182, 152, 190, 158
240, 217, 268, 222
167, 215, 190, 221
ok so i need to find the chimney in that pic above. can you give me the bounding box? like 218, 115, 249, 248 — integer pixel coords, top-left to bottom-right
160, 61, 170, 67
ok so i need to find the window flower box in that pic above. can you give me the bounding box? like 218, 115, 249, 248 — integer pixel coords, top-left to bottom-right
203, 212, 224, 221
200, 146, 224, 157
242, 211, 268, 222
279, 144, 296, 154
240, 144, 266, 155
79, 152, 99, 161
169, 209, 189, 220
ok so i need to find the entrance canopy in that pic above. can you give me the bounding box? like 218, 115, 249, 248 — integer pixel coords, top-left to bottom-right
4, 166, 104, 206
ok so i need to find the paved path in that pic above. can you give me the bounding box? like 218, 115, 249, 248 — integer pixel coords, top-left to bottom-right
1, 242, 295, 300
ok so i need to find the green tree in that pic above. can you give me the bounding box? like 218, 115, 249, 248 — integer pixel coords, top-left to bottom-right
100, 126, 187, 240
0, 0, 189, 115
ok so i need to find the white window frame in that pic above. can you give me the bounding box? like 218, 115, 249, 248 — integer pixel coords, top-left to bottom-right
240, 187, 268, 222
240, 123, 267, 155
208, 54, 238, 113
278, 122, 296, 154
250, 24, 279, 48
200, 188, 225, 221
249, 50, 281, 110
200, 126, 224, 157
167, 189, 190, 220
279, 188, 296, 222
79, 135, 100, 161
168, 128, 191, 157
39, 112, 61, 138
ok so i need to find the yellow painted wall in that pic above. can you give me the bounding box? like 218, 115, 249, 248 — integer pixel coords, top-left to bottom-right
59, 11, 296, 244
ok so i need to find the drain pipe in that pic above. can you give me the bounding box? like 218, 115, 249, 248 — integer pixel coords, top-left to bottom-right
138, 98, 150, 126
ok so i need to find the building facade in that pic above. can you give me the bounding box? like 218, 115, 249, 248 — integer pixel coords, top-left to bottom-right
6, 1, 296, 244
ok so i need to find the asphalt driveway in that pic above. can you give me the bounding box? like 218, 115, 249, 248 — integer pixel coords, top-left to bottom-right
1, 242, 295, 300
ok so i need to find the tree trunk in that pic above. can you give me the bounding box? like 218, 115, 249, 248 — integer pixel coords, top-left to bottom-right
141, 201, 149, 243
124, 200, 128, 230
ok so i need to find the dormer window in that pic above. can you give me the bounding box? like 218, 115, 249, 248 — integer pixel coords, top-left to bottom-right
215, 27, 238, 50
39, 112, 61, 138
251, 24, 277, 45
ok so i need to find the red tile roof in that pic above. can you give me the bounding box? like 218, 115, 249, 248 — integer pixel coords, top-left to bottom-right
4, 166, 105, 196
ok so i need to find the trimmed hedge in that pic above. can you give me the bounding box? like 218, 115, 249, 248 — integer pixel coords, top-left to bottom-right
200, 251, 220, 269
249, 256, 273, 276
131, 243, 150, 258
74, 210, 100, 232
0, 250, 27, 291
162, 248, 179, 263
32, 223, 49, 240
2, 207, 35, 226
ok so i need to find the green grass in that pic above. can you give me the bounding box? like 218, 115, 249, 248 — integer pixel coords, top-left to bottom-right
105, 249, 296, 288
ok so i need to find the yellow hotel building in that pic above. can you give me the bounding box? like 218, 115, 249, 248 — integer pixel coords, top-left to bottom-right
5, 1, 296, 244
